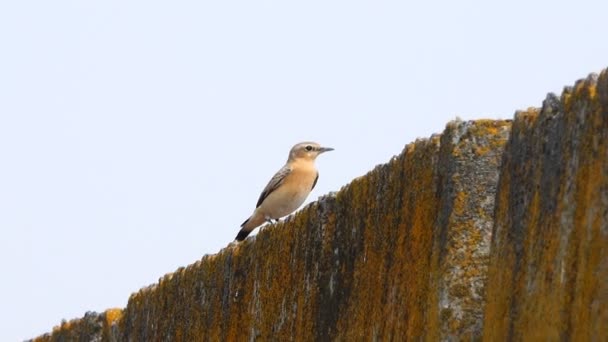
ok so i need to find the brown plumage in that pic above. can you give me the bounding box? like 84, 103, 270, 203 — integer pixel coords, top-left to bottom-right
235, 142, 333, 241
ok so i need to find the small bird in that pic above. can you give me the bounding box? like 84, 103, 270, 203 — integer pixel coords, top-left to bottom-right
235, 142, 334, 241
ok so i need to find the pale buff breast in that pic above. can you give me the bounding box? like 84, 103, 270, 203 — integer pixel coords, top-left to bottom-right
258, 162, 318, 219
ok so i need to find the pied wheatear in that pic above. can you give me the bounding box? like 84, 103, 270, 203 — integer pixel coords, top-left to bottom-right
235, 142, 333, 241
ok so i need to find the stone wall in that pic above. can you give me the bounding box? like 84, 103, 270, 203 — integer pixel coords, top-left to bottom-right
484, 72, 608, 340
32, 68, 607, 341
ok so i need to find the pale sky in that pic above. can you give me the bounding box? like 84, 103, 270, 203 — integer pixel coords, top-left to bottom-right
1, 1, 606, 340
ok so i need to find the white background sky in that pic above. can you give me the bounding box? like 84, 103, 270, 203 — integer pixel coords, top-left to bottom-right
0, 1, 606, 340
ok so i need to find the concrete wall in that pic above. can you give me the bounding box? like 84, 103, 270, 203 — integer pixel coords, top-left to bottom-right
484, 72, 608, 340
32, 68, 607, 341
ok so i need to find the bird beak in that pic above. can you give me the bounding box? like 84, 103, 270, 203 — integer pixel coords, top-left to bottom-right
319, 147, 334, 153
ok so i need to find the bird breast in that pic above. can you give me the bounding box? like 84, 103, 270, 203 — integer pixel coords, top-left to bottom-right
260, 164, 317, 219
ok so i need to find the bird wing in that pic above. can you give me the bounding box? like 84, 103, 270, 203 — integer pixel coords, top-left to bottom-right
311, 172, 319, 191
256, 164, 292, 208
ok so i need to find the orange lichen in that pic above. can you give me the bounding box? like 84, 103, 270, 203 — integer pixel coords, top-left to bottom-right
105, 308, 122, 325
28, 68, 608, 342
484, 69, 607, 340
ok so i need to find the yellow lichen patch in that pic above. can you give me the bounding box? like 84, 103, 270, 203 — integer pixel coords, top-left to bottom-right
104, 308, 122, 325
587, 84, 597, 99
453, 190, 467, 216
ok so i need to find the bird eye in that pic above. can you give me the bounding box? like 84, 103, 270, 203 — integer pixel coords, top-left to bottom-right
305, 145, 313, 151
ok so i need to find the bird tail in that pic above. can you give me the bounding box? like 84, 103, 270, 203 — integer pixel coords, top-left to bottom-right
235, 227, 250, 241
235, 212, 265, 241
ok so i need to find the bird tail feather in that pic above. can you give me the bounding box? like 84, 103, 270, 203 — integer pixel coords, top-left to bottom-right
235, 228, 250, 241
235, 212, 265, 241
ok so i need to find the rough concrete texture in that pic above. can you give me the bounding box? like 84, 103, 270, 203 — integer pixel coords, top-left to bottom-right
430, 120, 510, 340
483, 70, 608, 340
32, 309, 122, 342
31, 119, 510, 342
30, 68, 608, 341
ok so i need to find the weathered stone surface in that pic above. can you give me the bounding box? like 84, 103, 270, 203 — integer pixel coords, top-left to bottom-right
30, 119, 510, 341
108, 119, 509, 341
29, 68, 608, 341
483, 70, 608, 340
32, 309, 121, 342
430, 120, 510, 340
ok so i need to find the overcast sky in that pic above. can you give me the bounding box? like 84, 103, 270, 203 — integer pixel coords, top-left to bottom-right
1, 1, 606, 340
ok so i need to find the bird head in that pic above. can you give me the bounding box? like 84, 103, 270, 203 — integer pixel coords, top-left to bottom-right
288, 142, 334, 162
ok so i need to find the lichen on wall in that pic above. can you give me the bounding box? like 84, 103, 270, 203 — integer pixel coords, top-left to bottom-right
32, 309, 122, 342
29, 67, 608, 341
430, 119, 510, 339
483, 70, 608, 340
30, 119, 511, 341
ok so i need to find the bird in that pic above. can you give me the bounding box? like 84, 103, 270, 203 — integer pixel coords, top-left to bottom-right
235, 141, 334, 241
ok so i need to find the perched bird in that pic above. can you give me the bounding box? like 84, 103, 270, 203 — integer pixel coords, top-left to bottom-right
235, 142, 334, 241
